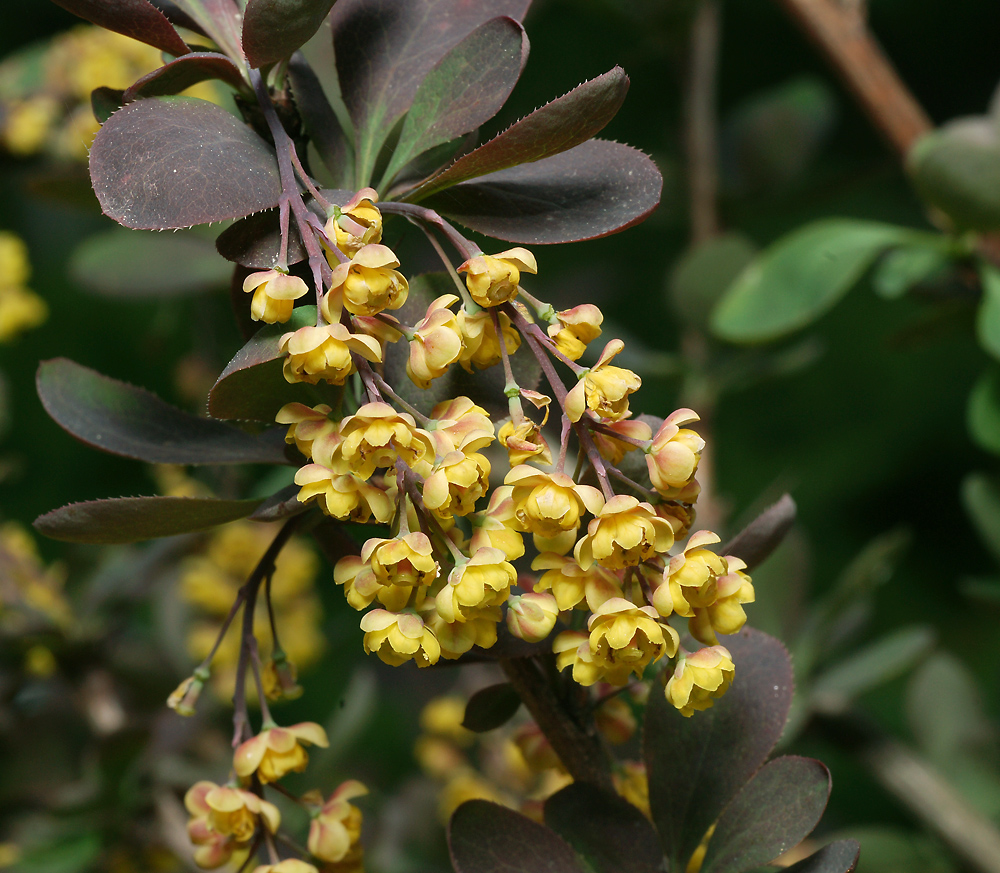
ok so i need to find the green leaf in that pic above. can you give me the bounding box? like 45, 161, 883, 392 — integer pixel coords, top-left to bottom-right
977, 262, 1000, 359
91, 86, 124, 124
461, 683, 522, 732
644, 628, 794, 872
15, 831, 102, 873
409, 67, 630, 200
38, 358, 290, 465
122, 52, 245, 101
69, 227, 231, 298
544, 783, 664, 873
961, 471, 1000, 565
967, 367, 1000, 454
50, 0, 190, 56
669, 234, 758, 329
35, 496, 264, 544
700, 756, 831, 873
90, 97, 281, 230
908, 118, 1000, 232
381, 17, 527, 188
243, 0, 338, 68
208, 306, 329, 421
776, 840, 859, 873
710, 219, 915, 343
872, 245, 950, 299
288, 55, 353, 188
834, 827, 955, 873
810, 625, 935, 706
722, 493, 796, 572
449, 800, 588, 873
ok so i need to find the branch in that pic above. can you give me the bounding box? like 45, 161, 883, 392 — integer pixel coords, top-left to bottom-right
685, 0, 722, 244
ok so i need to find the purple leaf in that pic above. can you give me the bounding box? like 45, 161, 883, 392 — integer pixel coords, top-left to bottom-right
423, 140, 662, 245
700, 756, 832, 873
90, 97, 281, 230
37, 359, 289, 466
35, 496, 264, 544
243, 0, 338, 68
461, 683, 521, 733
123, 53, 245, 102
449, 800, 588, 873
50, 0, 190, 56
408, 67, 630, 200
380, 17, 528, 188
544, 783, 663, 873
782, 841, 860, 873
644, 628, 794, 872
288, 55, 352, 186
330, 0, 531, 183
722, 494, 797, 571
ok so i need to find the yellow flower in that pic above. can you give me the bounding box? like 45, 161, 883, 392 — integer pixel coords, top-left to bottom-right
407, 293, 464, 388
427, 397, 496, 455
242, 269, 309, 323
334, 555, 382, 611
652, 531, 728, 617
360, 609, 441, 667
261, 652, 303, 701
1, 97, 59, 155
614, 761, 651, 818
498, 418, 553, 467
688, 557, 754, 646
656, 501, 697, 541
531, 552, 622, 611
587, 597, 676, 685
665, 646, 735, 717
469, 486, 525, 561
435, 548, 516, 623
361, 532, 439, 589
185, 780, 280, 868
458, 248, 537, 307
425, 606, 501, 659
233, 722, 329, 784
505, 465, 605, 544
339, 402, 435, 479
645, 409, 705, 496
275, 403, 336, 460
307, 780, 367, 864
575, 495, 675, 571
323, 243, 408, 318
0, 232, 31, 286
279, 323, 381, 385
506, 592, 559, 642
457, 307, 520, 371
552, 630, 605, 686
423, 450, 491, 518
420, 696, 475, 743
167, 672, 205, 716
294, 464, 394, 524
0, 285, 47, 342
547, 304, 603, 361
565, 339, 641, 423
251, 862, 319, 873
325, 187, 383, 257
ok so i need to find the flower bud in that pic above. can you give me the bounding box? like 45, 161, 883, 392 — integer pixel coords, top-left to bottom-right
458, 248, 537, 307
506, 592, 559, 642
167, 669, 207, 716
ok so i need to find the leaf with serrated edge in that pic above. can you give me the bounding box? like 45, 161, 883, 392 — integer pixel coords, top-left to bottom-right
38, 358, 289, 465
449, 800, 588, 873
35, 496, 264, 544
330, 0, 531, 184
408, 67, 629, 200
700, 756, 831, 873
381, 17, 527, 188
243, 0, 338, 69
722, 494, 796, 571
123, 53, 245, 101
90, 97, 281, 230
50, 0, 190, 56
781, 840, 859, 873
644, 628, 794, 872
462, 683, 522, 733
423, 139, 661, 245
544, 783, 663, 873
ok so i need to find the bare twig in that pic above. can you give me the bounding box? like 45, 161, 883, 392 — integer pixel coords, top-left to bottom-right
685, 0, 722, 244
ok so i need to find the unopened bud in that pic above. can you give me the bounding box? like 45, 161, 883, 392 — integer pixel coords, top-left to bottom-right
167, 667, 208, 716
262, 650, 303, 702
506, 592, 559, 642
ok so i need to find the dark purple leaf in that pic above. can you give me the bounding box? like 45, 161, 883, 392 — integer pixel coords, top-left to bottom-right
35, 496, 264, 544
782, 841, 860, 873
92, 87, 125, 124
644, 628, 794, 872
250, 484, 309, 521
700, 756, 831, 873
544, 783, 663, 873
423, 140, 662, 245
90, 97, 281, 230
123, 53, 245, 101
149, 0, 207, 34
288, 54, 352, 186
380, 17, 528, 187
208, 307, 328, 421
38, 358, 290, 466
330, 0, 531, 183
408, 67, 629, 200
462, 683, 522, 732
449, 800, 588, 873
722, 494, 797, 571
216, 189, 353, 268
170, 0, 244, 61
50, 0, 190, 56
243, 0, 338, 68
70, 228, 232, 298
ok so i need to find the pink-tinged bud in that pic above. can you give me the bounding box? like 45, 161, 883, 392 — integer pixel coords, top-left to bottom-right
458, 248, 537, 307
646, 409, 705, 496
506, 592, 559, 642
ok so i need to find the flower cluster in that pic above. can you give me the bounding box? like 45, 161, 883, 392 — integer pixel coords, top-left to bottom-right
0, 232, 46, 343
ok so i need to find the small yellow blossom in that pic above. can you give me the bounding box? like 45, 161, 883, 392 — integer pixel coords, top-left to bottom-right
499, 418, 553, 467
339, 402, 435, 478
505, 465, 605, 544
407, 293, 464, 388
506, 592, 559, 642
0, 232, 31, 286
425, 606, 501, 659
688, 556, 754, 646
423, 450, 491, 517
242, 269, 309, 323
251, 862, 319, 873
665, 646, 735, 717
646, 409, 705, 495
1, 97, 59, 155
457, 307, 521, 371
435, 548, 516, 623
552, 630, 605, 686
323, 243, 408, 318
185, 780, 280, 868
565, 339, 641, 423
233, 722, 329, 784
275, 403, 336, 460
279, 323, 381, 385
458, 248, 537, 307
325, 188, 382, 257
531, 552, 622, 612
307, 780, 367, 865
0, 286, 48, 342
652, 531, 728, 617
587, 597, 677, 685
261, 651, 303, 701
334, 555, 382, 611
547, 304, 603, 360
361, 532, 439, 589
614, 761, 651, 818
575, 495, 676, 571
360, 609, 441, 667
469, 486, 525, 561
294, 464, 394, 524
